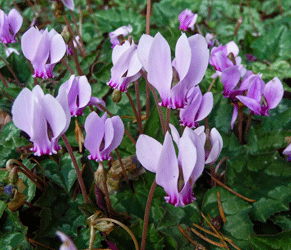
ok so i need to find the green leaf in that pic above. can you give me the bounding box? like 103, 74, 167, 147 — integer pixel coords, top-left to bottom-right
271, 210, 291, 231
249, 231, 291, 250
202, 187, 254, 249
227, 151, 291, 222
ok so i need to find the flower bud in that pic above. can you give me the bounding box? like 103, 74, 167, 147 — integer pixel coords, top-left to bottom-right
112, 89, 122, 103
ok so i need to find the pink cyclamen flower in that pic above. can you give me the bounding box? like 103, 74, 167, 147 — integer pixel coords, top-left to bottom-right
194, 126, 223, 164
0, 9, 23, 44
179, 9, 198, 31
51, 0, 74, 10
138, 32, 209, 109
107, 40, 142, 92
84, 112, 124, 162
236, 76, 284, 116
283, 143, 291, 162
179, 86, 213, 128
58, 75, 105, 116
56, 231, 77, 250
12, 85, 71, 156
209, 41, 245, 78
21, 27, 66, 78
109, 24, 133, 48
136, 124, 205, 207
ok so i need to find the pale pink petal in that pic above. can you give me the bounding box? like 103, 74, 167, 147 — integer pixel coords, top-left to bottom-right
61, 0, 75, 10
226, 41, 239, 57
77, 76, 92, 108
21, 27, 42, 61
205, 128, 223, 164
156, 132, 179, 203
56, 231, 77, 250
169, 124, 180, 145
112, 41, 131, 64
147, 33, 172, 104
84, 112, 105, 161
8, 9, 23, 35
49, 33, 66, 64
137, 34, 154, 72
283, 143, 291, 156
237, 96, 261, 115
127, 50, 142, 77
195, 91, 213, 121
264, 77, 284, 109
231, 104, 238, 129
178, 135, 197, 186
184, 34, 209, 87
136, 134, 163, 173
11, 88, 33, 136
173, 33, 191, 82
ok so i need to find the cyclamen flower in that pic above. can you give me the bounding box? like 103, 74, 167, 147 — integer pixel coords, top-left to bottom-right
178, 9, 198, 31
138, 32, 209, 109
84, 112, 124, 162
51, 0, 74, 10
136, 125, 205, 207
236, 76, 284, 116
179, 86, 213, 128
0, 9, 23, 44
107, 40, 142, 92
283, 143, 291, 162
5, 47, 20, 57
11, 85, 71, 156
209, 41, 245, 78
59, 75, 105, 116
194, 126, 223, 164
21, 27, 66, 78
56, 231, 77, 250
109, 24, 133, 48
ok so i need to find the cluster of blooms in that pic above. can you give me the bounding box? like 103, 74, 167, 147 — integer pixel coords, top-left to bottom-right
209, 40, 284, 128
136, 124, 222, 207
107, 30, 213, 128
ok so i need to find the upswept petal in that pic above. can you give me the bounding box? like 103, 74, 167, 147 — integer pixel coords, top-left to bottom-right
226, 41, 239, 57
127, 50, 142, 77
205, 128, 223, 164
193, 126, 206, 145
221, 66, 241, 95
61, 0, 75, 10
238, 70, 255, 90
184, 34, 209, 86
56, 86, 71, 134
283, 143, 291, 156
246, 75, 264, 103
156, 132, 179, 202
49, 33, 66, 64
195, 91, 213, 121
136, 134, 163, 173
173, 33, 191, 82
183, 127, 205, 182
21, 27, 43, 61
137, 34, 154, 72
264, 77, 283, 109
112, 41, 131, 64
169, 124, 180, 145
42, 94, 67, 140
11, 88, 33, 136
8, 9, 23, 35
56, 231, 77, 250
236, 96, 261, 115
84, 112, 105, 161
147, 33, 172, 104
231, 104, 238, 129
178, 135, 197, 187
103, 116, 124, 158
76, 76, 92, 108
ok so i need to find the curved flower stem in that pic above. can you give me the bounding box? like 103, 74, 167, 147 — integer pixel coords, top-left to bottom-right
147, 82, 166, 135
98, 104, 136, 145
244, 112, 253, 141
146, 0, 151, 35
140, 180, 157, 250
0, 56, 20, 85
114, 149, 132, 190
61, 58, 75, 74
135, 81, 143, 134
126, 91, 143, 134
100, 162, 115, 218
93, 218, 139, 250
0, 72, 8, 87
165, 108, 171, 132
61, 134, 89, 203
6, 159, 45, 189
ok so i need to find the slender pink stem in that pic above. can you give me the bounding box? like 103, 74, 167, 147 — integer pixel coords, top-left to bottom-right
61, 134, 89, 203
